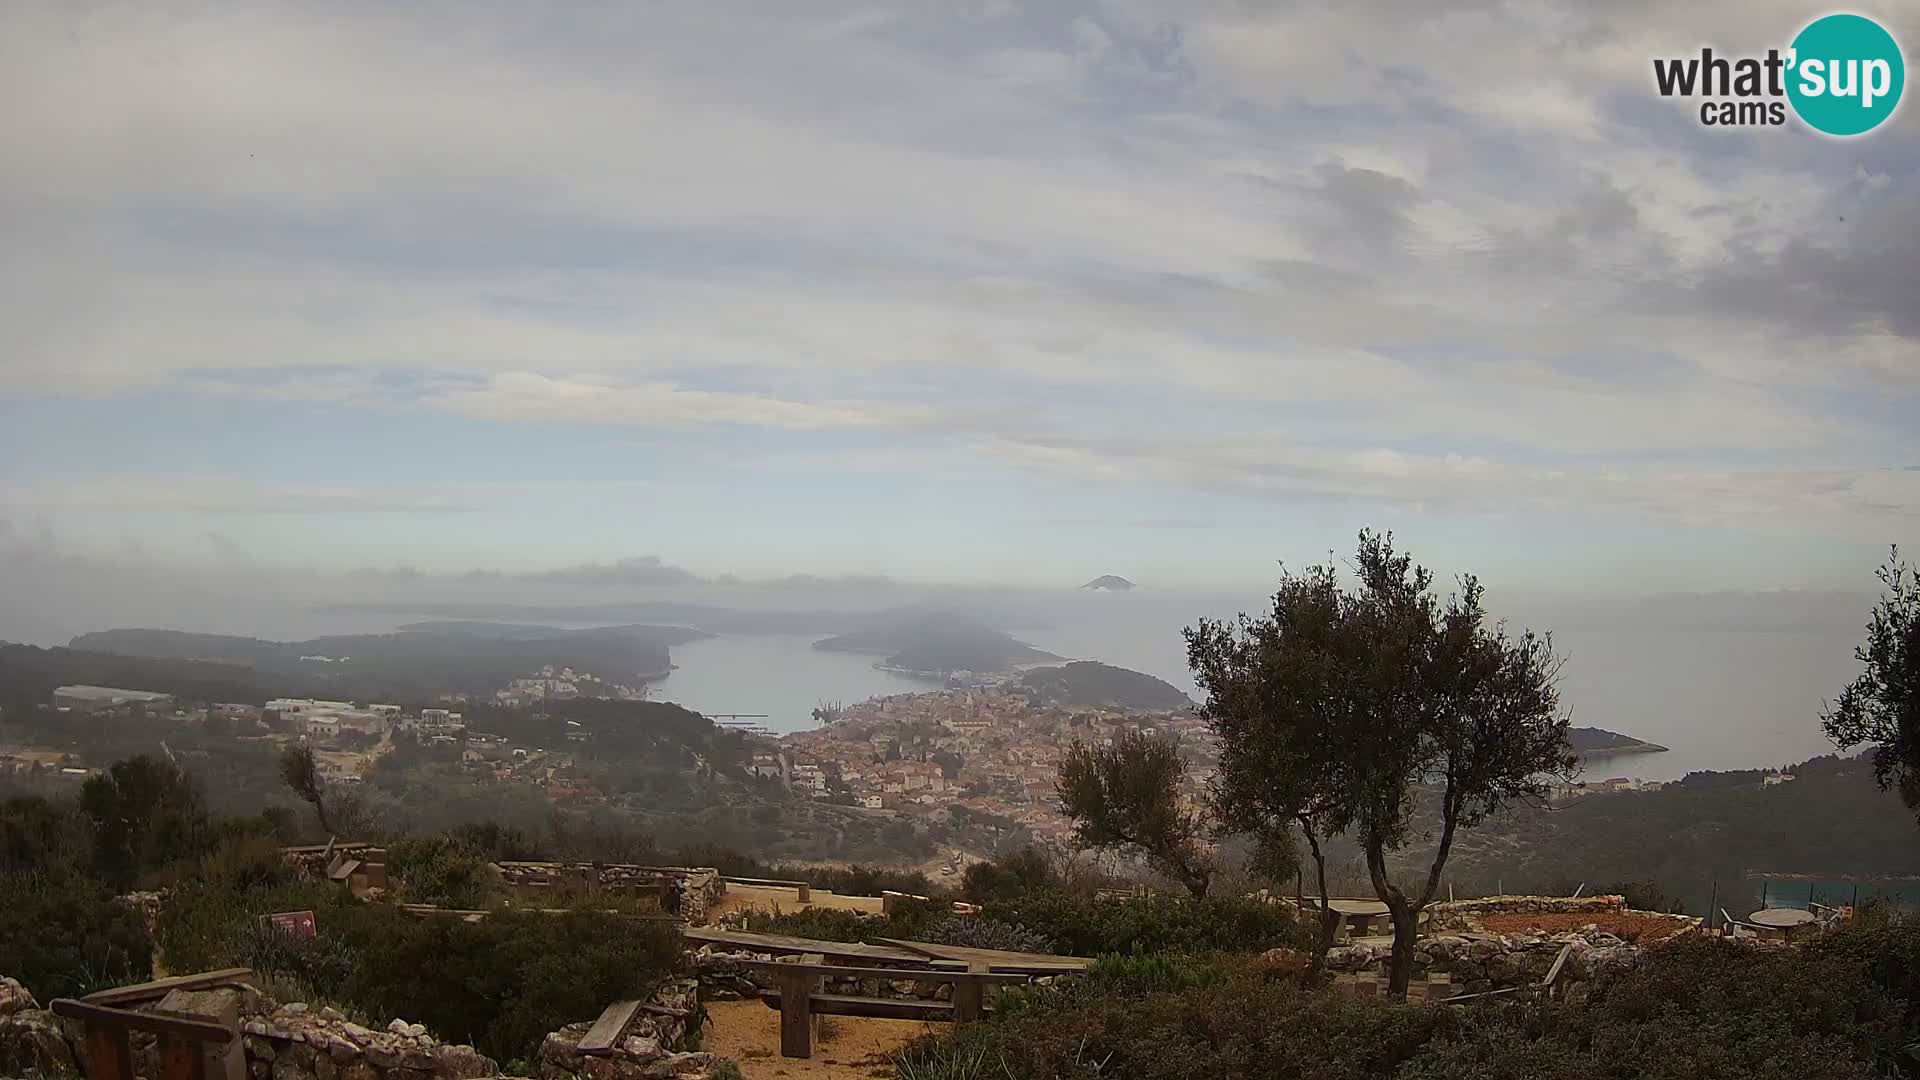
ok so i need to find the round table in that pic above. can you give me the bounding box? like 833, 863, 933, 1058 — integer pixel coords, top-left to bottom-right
1748, 908, 1818, 939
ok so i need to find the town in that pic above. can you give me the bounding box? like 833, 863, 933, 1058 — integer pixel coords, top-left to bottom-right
3, 671, 1698, 863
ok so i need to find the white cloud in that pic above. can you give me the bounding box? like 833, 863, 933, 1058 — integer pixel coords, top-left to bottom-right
0, 0, 1914, 544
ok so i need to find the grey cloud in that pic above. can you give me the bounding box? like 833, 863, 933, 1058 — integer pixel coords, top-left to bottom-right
521, 556, 705, 587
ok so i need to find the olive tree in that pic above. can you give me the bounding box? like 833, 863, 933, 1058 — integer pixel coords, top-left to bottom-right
1187, 561, 1354, 975
1823, 546, 1920, 821
1195, 531, 1574, 998
1056, 730, 1214, 897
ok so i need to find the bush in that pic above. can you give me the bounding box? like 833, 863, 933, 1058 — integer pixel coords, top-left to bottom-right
740, 897, 946, 943
960, 848, 1060, 905
341, 909, 681, 1062
0, 871, 153, 999
922, 917, 1053, 955
980, 889, 1309, 956
385, 834, 497, 909
157, 863, 682, 1064
896, 935, 1905, 1080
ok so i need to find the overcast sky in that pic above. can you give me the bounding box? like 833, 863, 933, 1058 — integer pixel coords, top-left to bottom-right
2, 0, 1916, 595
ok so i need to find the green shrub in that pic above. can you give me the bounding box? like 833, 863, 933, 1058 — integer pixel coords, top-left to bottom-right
385, 834, 496, 909
740, 896, 946, 943
342, 909, 681, 1062
0, 871, 153, 1000
897, 936, 1905, 1080
980, 889, 1308, 956
922, 917, 1053, 955
158, 867, 682, 1064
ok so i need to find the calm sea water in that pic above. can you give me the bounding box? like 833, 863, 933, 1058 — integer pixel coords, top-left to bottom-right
648, 597, 1857, 783
646, 633, 940, 731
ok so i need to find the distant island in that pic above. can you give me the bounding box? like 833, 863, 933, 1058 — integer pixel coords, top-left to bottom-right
1568, 726, 1669, 756
813, 612, 1061, 676
62, 624, 707, 701
1018, 661, 1191, 710
1081, 575, 1136, 591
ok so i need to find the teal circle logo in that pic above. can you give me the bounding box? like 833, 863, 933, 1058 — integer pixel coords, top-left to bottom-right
1786, 13, 1905, 136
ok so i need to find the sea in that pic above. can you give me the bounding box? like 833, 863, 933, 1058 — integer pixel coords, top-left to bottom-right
641, 594, 1858, 784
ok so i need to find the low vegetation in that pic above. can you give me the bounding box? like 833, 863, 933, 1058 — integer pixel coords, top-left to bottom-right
897, 925, 1919, 1080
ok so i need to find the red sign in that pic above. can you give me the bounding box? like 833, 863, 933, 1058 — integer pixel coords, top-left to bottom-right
266, 910, 317, 941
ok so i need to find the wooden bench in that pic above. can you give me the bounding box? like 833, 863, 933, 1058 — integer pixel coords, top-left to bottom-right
739, 961, 1031, 1059
51, 968, 256, 1080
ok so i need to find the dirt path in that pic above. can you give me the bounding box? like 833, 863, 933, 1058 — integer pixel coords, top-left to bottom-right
706, 885, 886, 922
702, 1000, 932, 1080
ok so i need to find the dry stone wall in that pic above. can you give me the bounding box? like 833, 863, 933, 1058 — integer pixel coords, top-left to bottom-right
1424, 894, 1627, 931
0, 975, 733, 1080
536, 982, 715, 1080
1326, 928, 1645, 998
492, 864, 723, 924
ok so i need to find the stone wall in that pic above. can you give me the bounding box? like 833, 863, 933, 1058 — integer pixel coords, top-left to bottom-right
1325, 928, 1645, 999
492, 863, 724, 925
1424, 894, 1626, 931
240, 1002, 498, 1080
0, 975, 732, 1080
284, 844, 386, 880
537, 981, 717, 1080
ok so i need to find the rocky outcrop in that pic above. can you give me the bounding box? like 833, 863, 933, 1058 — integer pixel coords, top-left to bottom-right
536, 982, 720, 1080
1325, 928, 1649, 997
0, 978, 78, 1078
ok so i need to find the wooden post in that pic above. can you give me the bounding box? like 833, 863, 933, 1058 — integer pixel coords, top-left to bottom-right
88, 1025, 135, 1080
1708, 882, 1718, 932
952, 964, 988, 1024
796, 882, 811, 904
775, 969, 816, 1059
159, 1033, 208, 1080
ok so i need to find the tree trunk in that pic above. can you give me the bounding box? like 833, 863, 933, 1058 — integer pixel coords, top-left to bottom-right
1182, 867, 1211, 899
1364, 840, 1420, 1002
1301, 824, 1336, 978
1386, 901, 1419, 1000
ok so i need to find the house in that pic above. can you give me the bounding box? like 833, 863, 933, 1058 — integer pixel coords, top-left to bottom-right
303, 716, 342, 738
862, 794, 885, 810
1763, 773, 1797, 786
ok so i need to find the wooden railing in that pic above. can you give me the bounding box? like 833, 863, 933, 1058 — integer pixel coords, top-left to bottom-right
736, 959, 1031, 1059
50, 968, 254, 1080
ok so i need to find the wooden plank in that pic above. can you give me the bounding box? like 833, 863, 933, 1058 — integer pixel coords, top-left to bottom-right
774, 969, 816, 1059
159, 1032, 207, 1080
52, 999, 235, 1044
759, 993, 963, 1023
684, 928, 953, 966
576, 1000, 643, 1056
730, 960, 1028, 984
873, 938, 1093, 974
82, 969, 255, 1008
1443, 987, 1520, 1005
1539, 943, 1573, 991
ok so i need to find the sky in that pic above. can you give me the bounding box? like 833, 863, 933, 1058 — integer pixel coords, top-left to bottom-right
2, 0, 1917, 601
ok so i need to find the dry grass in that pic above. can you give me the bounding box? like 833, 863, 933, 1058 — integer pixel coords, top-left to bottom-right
1477, 911, 1694, 943
702, 999, 935, 1080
